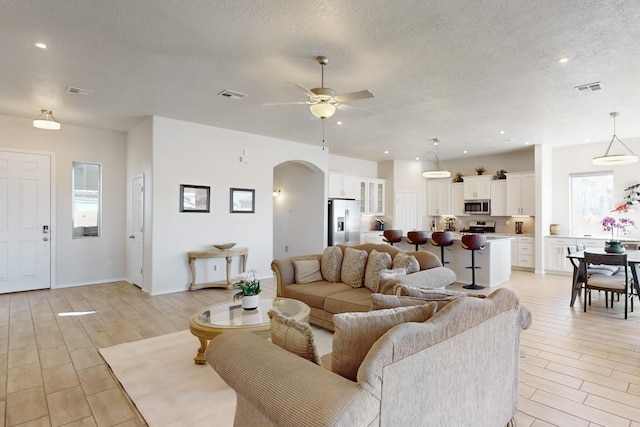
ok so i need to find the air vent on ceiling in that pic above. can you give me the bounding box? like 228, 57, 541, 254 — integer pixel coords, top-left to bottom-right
66, 86, 93, 96
218, 89, 247, 99
574, 82, 602, 93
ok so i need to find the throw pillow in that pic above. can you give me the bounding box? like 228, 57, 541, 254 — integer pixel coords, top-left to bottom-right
378, 267, 407, 281
364, 250, 392, 293
268, 309, 322, 366
331, 304, 437, 381
321, 246, 343, 283
392, 252, 420, 273
341, 247, 368, 288
293, 258, 323, 284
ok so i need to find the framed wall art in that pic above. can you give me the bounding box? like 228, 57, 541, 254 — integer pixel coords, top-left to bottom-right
180, 184, 210, 213
230, 188, 255, 213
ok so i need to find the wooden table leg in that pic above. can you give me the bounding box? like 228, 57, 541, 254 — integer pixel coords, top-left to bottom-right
194, 337, 208, 365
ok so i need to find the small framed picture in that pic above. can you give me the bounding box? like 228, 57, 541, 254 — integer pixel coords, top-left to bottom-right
230, 188, 255, 213
180, 185, 210, 213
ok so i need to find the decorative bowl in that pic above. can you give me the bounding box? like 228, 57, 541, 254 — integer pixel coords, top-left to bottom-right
213, 243, 236, 250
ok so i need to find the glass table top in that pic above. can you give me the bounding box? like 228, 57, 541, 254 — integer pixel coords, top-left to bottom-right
196, 298, 307, 328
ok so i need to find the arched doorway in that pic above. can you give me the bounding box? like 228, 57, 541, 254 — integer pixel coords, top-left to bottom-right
273, 161, 325, 259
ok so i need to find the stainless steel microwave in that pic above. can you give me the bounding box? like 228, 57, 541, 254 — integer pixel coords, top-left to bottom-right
464, 199, 491, 215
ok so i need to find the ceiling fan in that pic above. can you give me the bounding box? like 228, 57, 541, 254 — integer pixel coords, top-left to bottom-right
263, 56, 374, 119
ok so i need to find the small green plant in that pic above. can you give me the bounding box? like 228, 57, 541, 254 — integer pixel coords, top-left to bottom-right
496, 169, 507, 179
475, 166, 486, 175
232, 271, 262, 301
453, 172, 464, 183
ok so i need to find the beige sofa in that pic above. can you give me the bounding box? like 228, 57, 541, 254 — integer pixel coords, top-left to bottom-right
271, 243, 457, 330
206, 287, 530, 427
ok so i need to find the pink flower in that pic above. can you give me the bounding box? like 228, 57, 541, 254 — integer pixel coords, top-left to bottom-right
601, 216, 636, 241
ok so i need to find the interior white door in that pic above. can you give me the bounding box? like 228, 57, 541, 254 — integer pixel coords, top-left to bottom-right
394, 191, 418, 233
0, 151, 51, 293
130, 175, 144, 287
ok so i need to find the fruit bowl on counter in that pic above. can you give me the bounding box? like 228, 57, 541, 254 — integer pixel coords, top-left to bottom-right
213, 243, 236, 250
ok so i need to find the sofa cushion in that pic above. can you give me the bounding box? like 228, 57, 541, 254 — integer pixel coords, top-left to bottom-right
268, 308, 322, 366
392, 252, 420, 273
324, 287, 373, 314
331, 303, 437, 381
364, 250, 392, 293
321, 246, 343, 282
379, 268, 407, 281
282, 281, 352, 310
341, 247, 369, 288
293, 258, 323, 284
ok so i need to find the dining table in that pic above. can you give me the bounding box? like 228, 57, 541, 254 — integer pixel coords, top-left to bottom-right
566, 248, 640, 307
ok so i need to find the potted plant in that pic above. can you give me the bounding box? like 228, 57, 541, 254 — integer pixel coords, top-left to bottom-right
496, 169, 507, 179
232, 271, 262, 310
452, 172, 464, 183
475, 167, 485, 176
601, 216, 636, 253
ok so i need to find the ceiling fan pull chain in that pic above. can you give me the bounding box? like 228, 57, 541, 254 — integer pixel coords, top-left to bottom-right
322, 119, 325, 150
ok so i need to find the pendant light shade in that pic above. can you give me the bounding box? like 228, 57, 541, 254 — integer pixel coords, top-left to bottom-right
423, 138, 451, 178
33, 109, 61, 130
309, 102, 336, 119
592, 112, 637, 165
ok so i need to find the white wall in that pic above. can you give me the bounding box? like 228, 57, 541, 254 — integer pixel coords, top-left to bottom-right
437, 148, 535, 179
0, 114, 127, 287
148, 116, 328, 295
126, 118, 153, 293
273, 161, 325, 259
328, 154, 377, 177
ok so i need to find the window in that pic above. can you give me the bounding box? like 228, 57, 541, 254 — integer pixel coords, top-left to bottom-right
72, 162, 101, 238
570, 172, 613, 236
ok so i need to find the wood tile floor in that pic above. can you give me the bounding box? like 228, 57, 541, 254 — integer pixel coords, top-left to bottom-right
0, 270, 638, 426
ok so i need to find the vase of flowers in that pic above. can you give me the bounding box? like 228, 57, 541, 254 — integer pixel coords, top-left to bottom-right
232, 271, 262, 310
601, 216, 636, 253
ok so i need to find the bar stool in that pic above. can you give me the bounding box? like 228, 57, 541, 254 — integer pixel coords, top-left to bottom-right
406, 231, 429, 251
430, 231, 454, 265
461, 234, 486, 290
383, 230, 403, 246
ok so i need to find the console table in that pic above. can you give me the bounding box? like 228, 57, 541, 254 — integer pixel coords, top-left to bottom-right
188, 247, 248, 290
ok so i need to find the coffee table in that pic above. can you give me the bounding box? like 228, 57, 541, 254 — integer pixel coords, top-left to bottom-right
189, 297, 310, 364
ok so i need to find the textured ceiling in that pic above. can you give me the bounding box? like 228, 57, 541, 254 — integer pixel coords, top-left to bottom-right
2, 0, 640, 161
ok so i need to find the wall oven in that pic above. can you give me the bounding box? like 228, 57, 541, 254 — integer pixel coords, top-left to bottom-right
464, 199, 491, 215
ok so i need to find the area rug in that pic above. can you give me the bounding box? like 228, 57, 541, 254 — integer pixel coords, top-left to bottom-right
99, 326, 334, 426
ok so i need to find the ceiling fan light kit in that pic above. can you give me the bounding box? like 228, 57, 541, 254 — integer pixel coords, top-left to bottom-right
309, 102, 336, 119
592, 112, 638, 165
423, 138, 451, 178
33, 109, 61, 130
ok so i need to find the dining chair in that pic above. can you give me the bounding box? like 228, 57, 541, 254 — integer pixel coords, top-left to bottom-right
583, 252, 631, 319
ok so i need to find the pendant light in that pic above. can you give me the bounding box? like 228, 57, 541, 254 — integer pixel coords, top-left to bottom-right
422, 138, 451, 178
592, 112, 637, 165
33, 109, 61, 130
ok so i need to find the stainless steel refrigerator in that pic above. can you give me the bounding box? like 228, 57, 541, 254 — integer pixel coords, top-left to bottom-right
328, 199, 361, 246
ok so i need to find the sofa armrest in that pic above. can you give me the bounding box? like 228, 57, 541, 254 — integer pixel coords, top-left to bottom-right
206, 332, 379, 427
271, 254, 321, 297
378, 266, 457, 294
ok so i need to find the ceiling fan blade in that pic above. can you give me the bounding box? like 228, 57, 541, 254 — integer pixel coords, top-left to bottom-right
336, 103, 373, 115
334, 89, 374, 103
288, 82, 316, 98
262, 101, 310, 106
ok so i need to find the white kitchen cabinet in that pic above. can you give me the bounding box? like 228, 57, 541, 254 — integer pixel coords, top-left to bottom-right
512, 236, 534, 269
506, 172, 535, 216
328, 173, 357, 199
450, 183, 466, 216
545, 237, 576, 274
357, 178, 385, 215
490, 180, 507, 216
463, 175, 492, 200
427, 179, 451, 216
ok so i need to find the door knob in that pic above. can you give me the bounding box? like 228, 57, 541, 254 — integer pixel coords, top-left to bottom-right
129, 235, 135, 239
43, 237, 49, 241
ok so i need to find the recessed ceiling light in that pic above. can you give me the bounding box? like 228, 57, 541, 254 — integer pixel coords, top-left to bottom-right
384, 150, 389, 154
499, 130, 505, 135
463, 150, 468, 154
415, 157, 420, 160
35, 42, 47, 49
336, 121, 342, 125
585, 138, 590, 143
524, 141, 530, 145
558, 57, 569, 63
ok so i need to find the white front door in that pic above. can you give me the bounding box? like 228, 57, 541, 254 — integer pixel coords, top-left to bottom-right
0, 151, 51, 293
130, 175, 144, 288
394, 191, 418, 233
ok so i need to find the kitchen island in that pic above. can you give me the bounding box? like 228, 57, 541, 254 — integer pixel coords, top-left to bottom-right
395, 233, 513, 288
